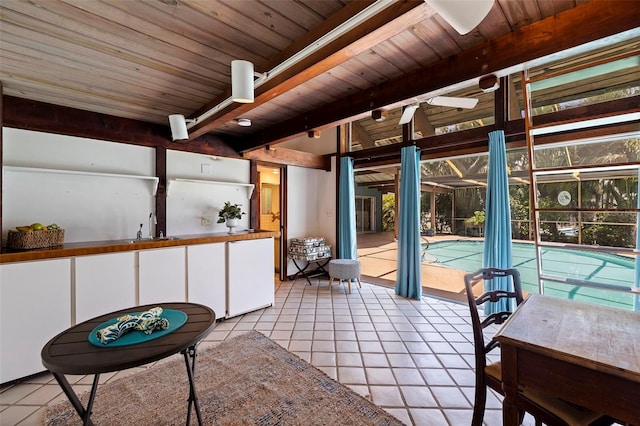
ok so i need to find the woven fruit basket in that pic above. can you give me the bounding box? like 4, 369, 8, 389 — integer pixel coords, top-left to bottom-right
7, 229, 65, 250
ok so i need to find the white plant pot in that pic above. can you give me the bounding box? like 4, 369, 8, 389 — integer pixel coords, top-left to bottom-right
226, 218, 240, 233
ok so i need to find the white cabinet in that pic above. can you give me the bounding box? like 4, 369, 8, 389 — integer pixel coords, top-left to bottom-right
75, 252, 136, 323
227, 238, 274, 318
139, 246, 186, 305
187, 243, 226, 318
0, 236, 277, 382
0, 259, 71, 383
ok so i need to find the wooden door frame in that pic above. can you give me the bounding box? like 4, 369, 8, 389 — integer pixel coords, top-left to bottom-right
251, 161, 288, 281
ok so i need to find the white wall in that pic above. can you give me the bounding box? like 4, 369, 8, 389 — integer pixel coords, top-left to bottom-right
2, 128, 337, 257
2, 128, 154, 174
1, 129, 254, 242
2, 128, 155, 243
287, 165, 319, 239
166, 150, 251, 235
286, 160, 336, 276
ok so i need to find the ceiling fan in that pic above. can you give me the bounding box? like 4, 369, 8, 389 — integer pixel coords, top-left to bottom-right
398, 96, 479, 125
395, 0, 493, 125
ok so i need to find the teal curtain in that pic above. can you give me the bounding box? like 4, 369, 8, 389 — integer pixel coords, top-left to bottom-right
395, 146, 422, 300
338, 156, 357, 260
483, 130, 514, 313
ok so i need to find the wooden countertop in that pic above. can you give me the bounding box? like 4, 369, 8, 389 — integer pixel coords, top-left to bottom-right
0, 230, 280, 264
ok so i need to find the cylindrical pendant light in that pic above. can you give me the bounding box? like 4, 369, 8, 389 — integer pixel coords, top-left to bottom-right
168, 114, 189, 141
231, 60, 255, 103
425, 0, 494, 35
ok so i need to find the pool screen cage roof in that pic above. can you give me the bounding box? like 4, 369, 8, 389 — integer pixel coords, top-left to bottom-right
355, 134, 640, 194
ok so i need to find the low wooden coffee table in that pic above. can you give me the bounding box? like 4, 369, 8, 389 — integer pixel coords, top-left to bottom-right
41, 302, 216, 426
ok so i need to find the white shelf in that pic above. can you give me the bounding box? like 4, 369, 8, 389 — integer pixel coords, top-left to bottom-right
168, 178, 255, 198
3, 166, 160, 195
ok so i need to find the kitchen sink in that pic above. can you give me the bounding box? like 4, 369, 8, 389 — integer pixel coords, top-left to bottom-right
123, 236, 181, 244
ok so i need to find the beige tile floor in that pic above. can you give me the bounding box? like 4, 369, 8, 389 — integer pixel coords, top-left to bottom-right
1, 277, 539, 426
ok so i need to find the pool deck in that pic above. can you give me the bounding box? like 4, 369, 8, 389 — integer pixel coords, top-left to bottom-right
357, 232, 482, 302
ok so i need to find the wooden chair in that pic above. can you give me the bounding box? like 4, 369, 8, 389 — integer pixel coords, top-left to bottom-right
464, 267, 614, 426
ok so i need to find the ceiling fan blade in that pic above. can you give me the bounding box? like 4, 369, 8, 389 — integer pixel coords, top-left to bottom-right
398, 104, 419, 124
426, 96, 478, 109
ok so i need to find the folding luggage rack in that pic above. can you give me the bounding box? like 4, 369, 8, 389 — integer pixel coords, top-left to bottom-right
287, 237, 332, 285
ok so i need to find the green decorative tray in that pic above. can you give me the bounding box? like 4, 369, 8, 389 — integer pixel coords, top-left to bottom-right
88, 309, 187, 348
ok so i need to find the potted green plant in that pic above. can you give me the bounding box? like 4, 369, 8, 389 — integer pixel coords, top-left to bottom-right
464, 210, 485, 237
217, 202, 245, 233
465, 210, 485, 226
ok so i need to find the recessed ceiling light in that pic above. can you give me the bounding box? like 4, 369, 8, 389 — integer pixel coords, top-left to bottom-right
237, 118, 251, 127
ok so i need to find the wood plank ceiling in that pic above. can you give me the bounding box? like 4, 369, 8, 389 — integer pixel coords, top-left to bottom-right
0, 0, 638, 155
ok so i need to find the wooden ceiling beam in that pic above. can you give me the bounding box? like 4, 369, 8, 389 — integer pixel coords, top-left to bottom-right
239, 0, 640, 150
532, 96, 640, 128
2, 96, 240, 156
241, 146, 331, 171
187, 0, 427, 139
413, 107, 436, 138
351, 96, 639, 166
352, 121, 376, 149
357, 180, 452, 194
188, 0, 374, 120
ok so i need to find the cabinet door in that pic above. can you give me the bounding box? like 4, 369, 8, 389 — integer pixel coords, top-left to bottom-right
227, 238, 274, 318
139, 246, 186, 305
75, 252, 136, 323
187, 243, 226, 319
0, 259, 71, 383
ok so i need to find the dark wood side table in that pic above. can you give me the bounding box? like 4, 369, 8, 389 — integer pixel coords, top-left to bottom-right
41, 302, 216, 426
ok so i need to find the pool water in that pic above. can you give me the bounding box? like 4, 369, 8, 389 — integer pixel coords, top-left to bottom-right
422, 240, 638, 310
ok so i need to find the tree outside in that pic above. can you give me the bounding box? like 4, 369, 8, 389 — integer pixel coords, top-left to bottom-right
381, 193, 395, 232
372, 135, 638, 248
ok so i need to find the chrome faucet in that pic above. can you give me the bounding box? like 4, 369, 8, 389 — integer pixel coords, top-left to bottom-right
149, 212, 157, 239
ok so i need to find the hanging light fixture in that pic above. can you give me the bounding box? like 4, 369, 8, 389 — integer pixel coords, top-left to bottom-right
168, 1, 397, 139
165, 0, 396, 138
231, 60, 255, 103
425, 0, 494, 35
168, 114, 190, 141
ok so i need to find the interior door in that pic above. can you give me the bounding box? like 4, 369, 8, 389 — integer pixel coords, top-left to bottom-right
257, 164, 287, 281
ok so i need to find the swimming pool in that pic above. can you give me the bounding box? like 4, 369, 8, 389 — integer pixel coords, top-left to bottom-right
422, 240, 638, 310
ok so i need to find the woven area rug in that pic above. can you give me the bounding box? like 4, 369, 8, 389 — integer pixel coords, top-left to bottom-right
45, 330, 403, 425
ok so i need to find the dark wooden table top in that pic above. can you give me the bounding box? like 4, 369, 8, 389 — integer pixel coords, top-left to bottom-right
495, 294, 640, 425
495, 294, 640, 382
41, 302, 216, 375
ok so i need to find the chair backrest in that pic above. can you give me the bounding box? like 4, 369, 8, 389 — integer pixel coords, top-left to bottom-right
464, 268, 524, 373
